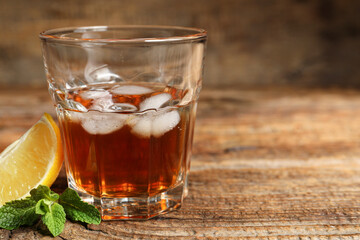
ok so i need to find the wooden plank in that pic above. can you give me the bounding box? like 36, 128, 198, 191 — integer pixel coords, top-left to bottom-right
1, 87, 360, 239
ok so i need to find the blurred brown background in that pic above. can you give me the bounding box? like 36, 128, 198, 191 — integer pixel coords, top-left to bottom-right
0, 0, 359, 88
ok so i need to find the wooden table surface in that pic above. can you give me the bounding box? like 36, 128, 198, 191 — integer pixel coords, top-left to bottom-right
1, 87, 360, 239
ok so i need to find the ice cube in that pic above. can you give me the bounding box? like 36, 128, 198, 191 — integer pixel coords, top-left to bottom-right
91, 65, 120, 82
129, 110, 180, 138
151, 110, 180, 137
109, 103, 138, 112
111, 85, 154, 95
80, 89, 111, 100
63, 99, 88, 112
129, 115, 153, 138
139, 93, 172, 111
80, 90, 114, 112
76, 111, 128, 135
85, 64, 120, 83
91, 98, 114, 112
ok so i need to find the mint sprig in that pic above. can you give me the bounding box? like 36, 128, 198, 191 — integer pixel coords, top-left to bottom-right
59, 188, 101, 224
0, 185, 101, 237
35, 199, 66, 236
31, 185, 59, 202
0, 197, 38, 230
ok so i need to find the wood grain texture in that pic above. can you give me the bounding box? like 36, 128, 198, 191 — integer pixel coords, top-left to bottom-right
1, 87, 360, 239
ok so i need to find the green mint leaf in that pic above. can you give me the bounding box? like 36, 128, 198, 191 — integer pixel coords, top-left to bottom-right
0, 198, 38, 230
59, 189, 101, 224
41, 202, 66, 237
30, 185, 59, 202
35, 199, 53, 215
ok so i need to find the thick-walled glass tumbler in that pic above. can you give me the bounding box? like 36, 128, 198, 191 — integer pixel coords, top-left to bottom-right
39, 26, 207, 219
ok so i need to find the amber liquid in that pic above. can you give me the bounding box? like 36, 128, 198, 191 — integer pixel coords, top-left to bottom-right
58, 84, 194, 198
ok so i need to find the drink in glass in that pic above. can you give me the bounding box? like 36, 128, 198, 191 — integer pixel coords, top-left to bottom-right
40, 26, 206, 219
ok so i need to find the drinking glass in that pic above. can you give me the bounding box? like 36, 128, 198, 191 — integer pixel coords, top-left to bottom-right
39, 25, 207, 220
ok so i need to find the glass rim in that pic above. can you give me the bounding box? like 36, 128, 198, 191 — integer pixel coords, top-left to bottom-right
39, 25, 207, 44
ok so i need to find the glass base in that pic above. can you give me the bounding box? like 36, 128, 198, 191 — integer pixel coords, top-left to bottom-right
68, 181, 185, 220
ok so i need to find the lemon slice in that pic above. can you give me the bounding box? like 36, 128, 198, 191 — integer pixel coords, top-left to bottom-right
0, 113, 63, 206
